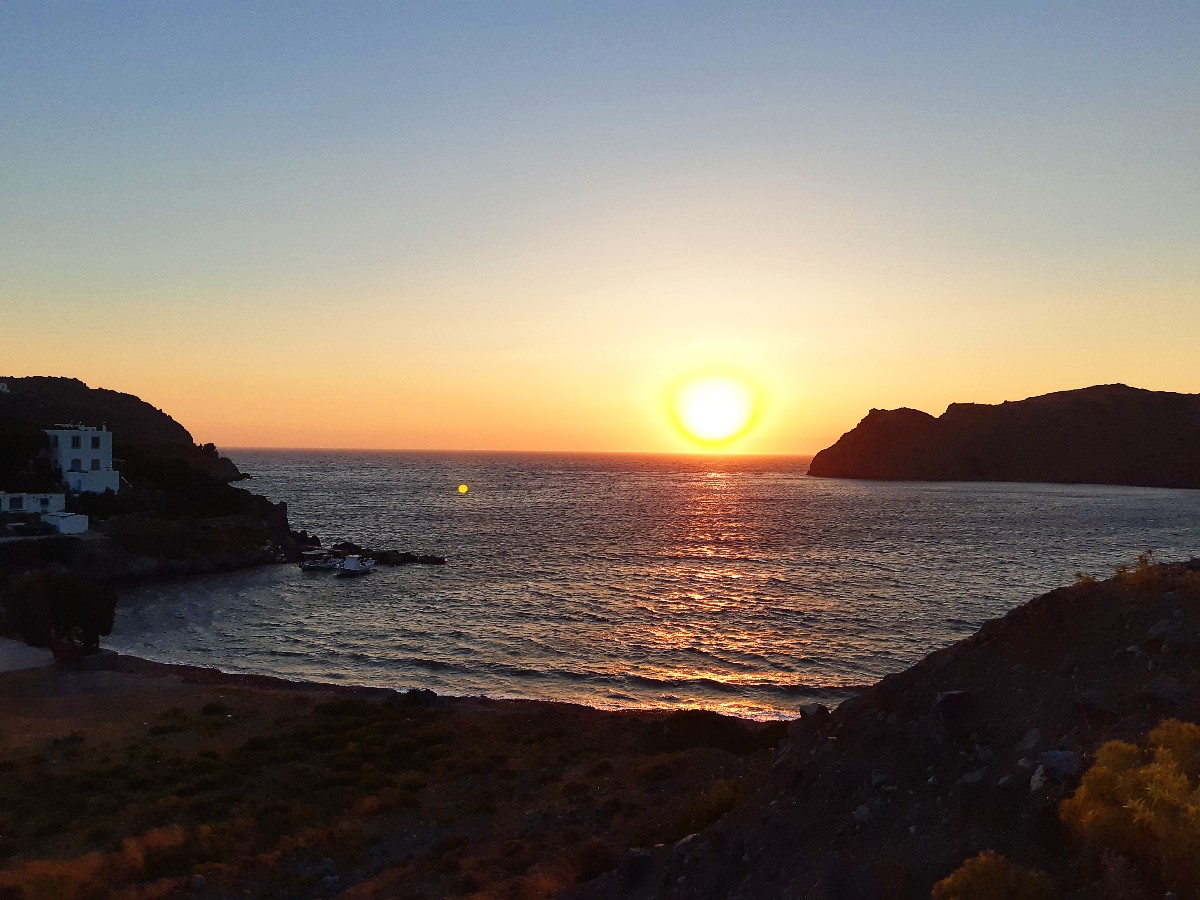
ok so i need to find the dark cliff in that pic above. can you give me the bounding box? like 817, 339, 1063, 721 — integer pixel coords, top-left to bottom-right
0, 376, 242, 482
807, 384, 1200, 488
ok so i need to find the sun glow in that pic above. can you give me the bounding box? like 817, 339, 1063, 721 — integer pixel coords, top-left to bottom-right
672, 375, 758, 447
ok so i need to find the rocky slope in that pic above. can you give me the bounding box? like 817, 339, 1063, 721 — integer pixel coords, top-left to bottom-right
576, 558, 1200, 899
808, 384, 1200, 488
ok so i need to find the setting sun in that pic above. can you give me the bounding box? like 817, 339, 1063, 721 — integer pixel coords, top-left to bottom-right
672, 375, 758, 446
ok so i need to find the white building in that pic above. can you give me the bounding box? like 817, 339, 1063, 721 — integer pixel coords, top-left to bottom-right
0, 492, 86, 534
43, 424, 120, 494
1, 491, 66, 515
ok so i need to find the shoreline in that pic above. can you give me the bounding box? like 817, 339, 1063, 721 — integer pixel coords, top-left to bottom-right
104, 648, 840, 723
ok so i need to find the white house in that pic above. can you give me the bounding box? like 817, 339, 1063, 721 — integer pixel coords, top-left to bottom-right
0, 491, 86, 534
43, 424, 120, 494
1, 491, 66, 515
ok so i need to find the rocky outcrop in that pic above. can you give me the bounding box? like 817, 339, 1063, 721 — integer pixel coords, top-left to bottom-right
808, 384, 1200, 488
328, 542, 447, 566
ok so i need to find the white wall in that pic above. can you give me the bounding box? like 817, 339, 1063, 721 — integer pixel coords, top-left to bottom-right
1, 492, 66, 514
41, 512, 88, 535
43, 426, 119, 494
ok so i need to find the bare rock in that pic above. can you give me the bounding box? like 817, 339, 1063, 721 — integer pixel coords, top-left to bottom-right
1036, 750, 1081, 781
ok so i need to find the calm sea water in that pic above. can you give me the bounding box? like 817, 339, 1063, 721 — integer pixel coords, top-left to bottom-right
109, 451, 1200, 719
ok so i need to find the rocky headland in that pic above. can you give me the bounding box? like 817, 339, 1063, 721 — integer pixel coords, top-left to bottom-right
0, 377, 450, 656
0, 377, 315, 578
0, 378, 318, 653
808, 384, 1200, 488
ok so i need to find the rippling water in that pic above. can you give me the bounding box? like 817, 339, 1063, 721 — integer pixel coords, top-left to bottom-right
109, 451, 1200, 719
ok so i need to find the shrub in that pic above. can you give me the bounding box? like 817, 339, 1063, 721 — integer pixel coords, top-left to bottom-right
678, 778, 739, 835
1060, 719, 1200, 892
931, 850, 1056, 900
0, 570, 116, 650
1113, 551, 1162, 592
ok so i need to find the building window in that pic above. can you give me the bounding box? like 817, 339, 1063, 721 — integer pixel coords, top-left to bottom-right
51, 435, 59, 447
90, 458, 101, 471
91, 436, 101, 449
70, 435, 81, 449
70, 458, 82, 472
8, 496, 23, 511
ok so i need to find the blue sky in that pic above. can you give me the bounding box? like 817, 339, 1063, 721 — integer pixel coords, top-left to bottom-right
3, 2, 1197, 450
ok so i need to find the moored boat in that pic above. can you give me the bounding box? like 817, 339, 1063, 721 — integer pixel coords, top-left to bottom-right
336, 554, 376, 577
299, 550, 338, 571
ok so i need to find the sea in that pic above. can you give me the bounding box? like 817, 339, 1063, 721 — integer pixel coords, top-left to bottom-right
108, 451, 1200, 720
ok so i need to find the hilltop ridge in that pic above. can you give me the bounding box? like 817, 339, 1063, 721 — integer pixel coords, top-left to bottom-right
808, 384, 1200, 488
0, 376, 240, 482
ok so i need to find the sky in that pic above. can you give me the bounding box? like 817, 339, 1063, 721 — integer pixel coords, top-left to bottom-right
2, 2, 1198, 453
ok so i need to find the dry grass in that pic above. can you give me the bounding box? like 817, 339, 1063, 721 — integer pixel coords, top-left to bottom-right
931, 850, 1057, 900
1061, 718, 1200, 896
0, 679, 780, 898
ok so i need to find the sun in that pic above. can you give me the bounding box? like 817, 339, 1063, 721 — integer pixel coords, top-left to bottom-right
671, 375, 758, 446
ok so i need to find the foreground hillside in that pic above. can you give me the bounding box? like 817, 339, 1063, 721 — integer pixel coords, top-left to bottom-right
808, 384, 1200, 488
581, 556, 1200, 899
0, 661, 783, 899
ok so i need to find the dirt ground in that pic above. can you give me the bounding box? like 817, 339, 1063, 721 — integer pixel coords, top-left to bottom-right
0, 657, 783, 899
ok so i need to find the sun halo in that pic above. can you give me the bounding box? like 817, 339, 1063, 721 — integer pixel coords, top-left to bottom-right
671, 374, 758, 447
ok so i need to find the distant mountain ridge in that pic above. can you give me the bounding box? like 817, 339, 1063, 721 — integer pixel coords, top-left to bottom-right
807, 384, 1200, 489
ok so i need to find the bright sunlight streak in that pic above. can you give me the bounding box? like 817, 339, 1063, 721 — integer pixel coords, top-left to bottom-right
672, 375, 758, 446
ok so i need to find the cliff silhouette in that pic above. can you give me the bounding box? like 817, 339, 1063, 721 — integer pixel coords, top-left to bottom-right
807, 384, 1200, 489
0, 376, 241, 481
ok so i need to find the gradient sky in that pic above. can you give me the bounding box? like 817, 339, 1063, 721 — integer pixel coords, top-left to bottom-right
3, 2, 1197, 453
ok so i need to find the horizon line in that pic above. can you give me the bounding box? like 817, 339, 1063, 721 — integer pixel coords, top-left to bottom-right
221, 446, 818, 459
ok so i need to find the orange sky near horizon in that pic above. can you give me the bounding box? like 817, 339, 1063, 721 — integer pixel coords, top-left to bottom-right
3, 5, 1197, 454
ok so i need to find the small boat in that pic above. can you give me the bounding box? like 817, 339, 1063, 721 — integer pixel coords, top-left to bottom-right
299, 550, 338, 572
336, 554, 376, 577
